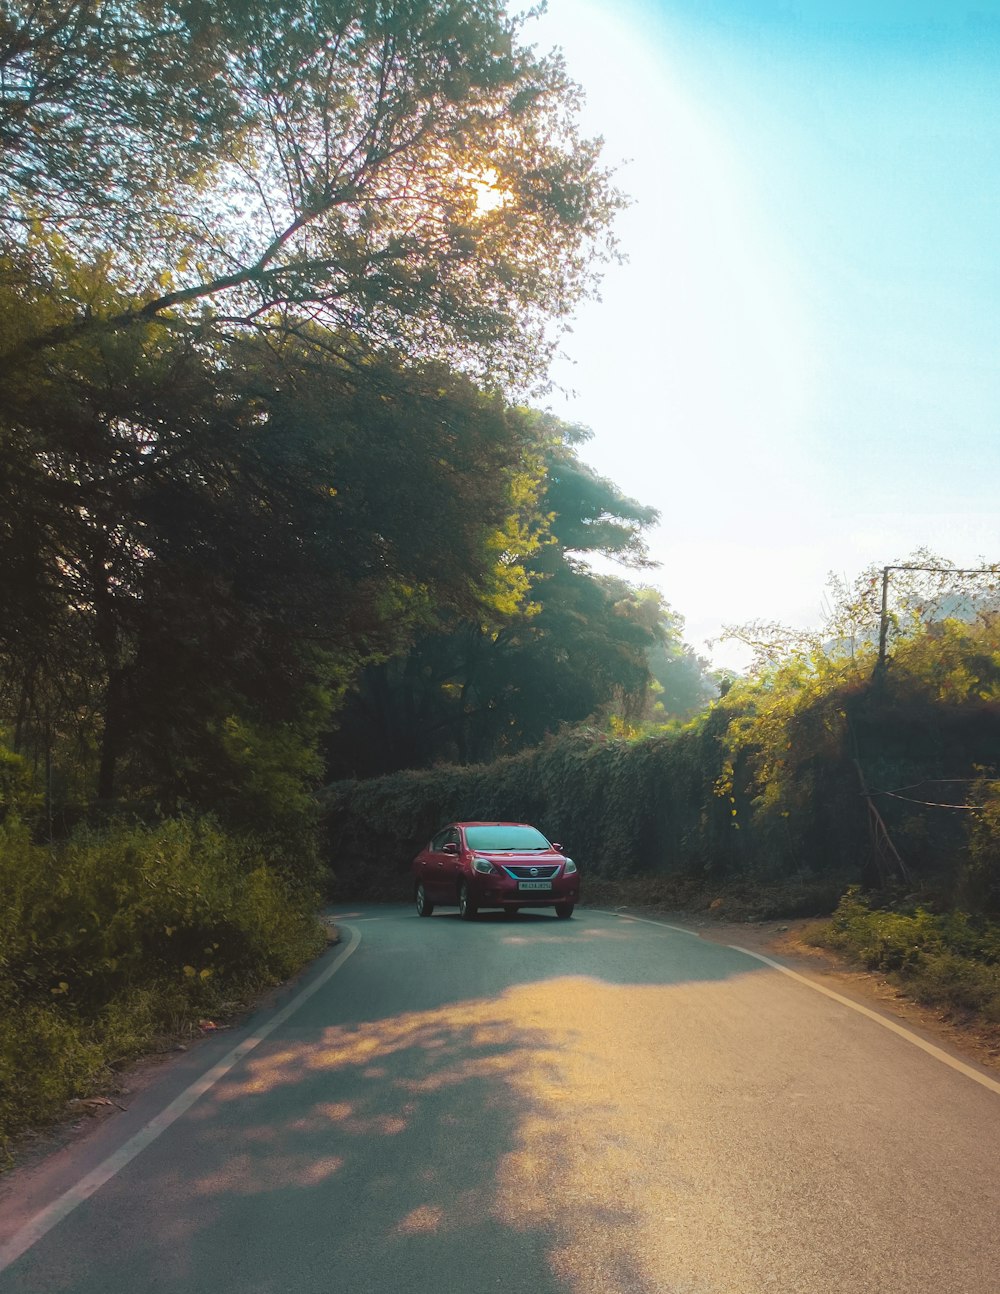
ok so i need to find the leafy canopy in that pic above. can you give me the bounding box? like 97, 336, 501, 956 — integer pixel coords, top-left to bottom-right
0, 0, 623, 387
323, 416, 669, 776
0, 323, 548, 806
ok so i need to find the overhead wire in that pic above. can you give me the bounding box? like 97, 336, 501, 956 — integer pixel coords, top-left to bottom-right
868, 776, 998, 809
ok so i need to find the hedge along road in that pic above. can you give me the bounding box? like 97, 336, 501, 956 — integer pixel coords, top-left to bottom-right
2, 906, 999, 1294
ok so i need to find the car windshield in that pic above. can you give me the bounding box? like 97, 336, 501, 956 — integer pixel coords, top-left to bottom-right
464, 825, 550, 851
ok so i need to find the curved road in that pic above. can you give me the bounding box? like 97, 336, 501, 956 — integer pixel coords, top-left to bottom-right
2, 905, 999, 1292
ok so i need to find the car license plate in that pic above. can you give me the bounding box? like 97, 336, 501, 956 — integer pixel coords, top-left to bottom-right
517, 880, 552, 891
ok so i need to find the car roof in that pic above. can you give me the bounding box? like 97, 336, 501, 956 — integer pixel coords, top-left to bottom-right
453, 821, 534, 829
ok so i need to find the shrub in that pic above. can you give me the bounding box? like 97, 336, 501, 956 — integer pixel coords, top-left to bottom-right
0, 815, 324, 1156
966, 776, 1000, 914
911, 952, 1000, 1019
322, 619, 1000, 907
813, 888, 943, 971
805, 889, 1000, 1023
0, 1004, 103, 1142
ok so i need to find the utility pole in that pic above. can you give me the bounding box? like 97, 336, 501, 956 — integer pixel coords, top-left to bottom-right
875, 563, 999, 674
875, 566, 891, 675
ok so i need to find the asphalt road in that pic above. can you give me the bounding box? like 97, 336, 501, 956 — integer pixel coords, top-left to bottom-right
2, 905, 1000, 1293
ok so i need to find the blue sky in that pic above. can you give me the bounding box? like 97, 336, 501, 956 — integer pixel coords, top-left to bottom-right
530, 0, 1000, 666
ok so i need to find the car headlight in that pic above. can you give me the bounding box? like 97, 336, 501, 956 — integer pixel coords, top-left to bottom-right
563, 858, 577, 874
471, 856, 496, 875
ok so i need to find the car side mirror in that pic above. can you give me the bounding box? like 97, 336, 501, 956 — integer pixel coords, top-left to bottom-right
551, 842, 563, 852
442, 842, 459, 855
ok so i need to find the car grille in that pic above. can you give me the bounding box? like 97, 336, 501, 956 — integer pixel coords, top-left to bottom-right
501, 865, 561, 879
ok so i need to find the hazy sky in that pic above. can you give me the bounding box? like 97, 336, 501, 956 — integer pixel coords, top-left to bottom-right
529, 0, 1000, 667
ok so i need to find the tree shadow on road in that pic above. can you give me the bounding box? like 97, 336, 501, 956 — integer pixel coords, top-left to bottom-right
3, 913, 774, 1294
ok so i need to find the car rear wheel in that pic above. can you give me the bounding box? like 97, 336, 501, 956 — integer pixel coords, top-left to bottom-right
458, 882, 478, 921
555, 903, 575, 919
415, 883, 434, 917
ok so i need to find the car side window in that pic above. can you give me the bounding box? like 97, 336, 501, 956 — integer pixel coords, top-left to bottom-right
445, 828, 460, 849
430, 828, 450, 851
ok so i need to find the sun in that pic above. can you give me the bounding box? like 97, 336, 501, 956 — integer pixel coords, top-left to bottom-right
470, 168, 511, 214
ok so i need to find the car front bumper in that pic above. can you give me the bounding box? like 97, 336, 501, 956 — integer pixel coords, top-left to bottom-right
471, 875, 579, 908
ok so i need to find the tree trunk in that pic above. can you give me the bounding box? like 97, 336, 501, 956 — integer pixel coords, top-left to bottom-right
97, 665, 123, 803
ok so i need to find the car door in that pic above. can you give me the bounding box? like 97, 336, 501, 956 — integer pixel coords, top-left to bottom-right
423, 828, 452, 901
441, 826, 463, 898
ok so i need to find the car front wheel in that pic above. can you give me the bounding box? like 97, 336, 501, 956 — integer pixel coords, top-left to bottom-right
555, 903, 575, 919
458, 882, 478, 921
416, 883, 434, 917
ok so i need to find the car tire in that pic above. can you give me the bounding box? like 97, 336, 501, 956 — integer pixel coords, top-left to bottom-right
458, 882, 478, 921
503, 906, 519, 919
555, 903, 575, 919
416, 883, 434, 917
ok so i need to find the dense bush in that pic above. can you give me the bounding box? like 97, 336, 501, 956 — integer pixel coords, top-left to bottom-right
0, 816, 324, 1154
805, 889, 1000, 1021
966, 777, 1000, 912
323, 620, 1000, 907
323, 710, 809, 901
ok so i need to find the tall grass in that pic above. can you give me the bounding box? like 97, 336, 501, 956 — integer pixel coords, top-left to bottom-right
0, 816, 324, 1157
804, 888, 1000, 1021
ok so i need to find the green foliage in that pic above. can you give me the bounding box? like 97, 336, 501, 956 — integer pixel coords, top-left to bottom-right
211, 714, 324, 841
534, 418, 658, 565
0, 815, 324, 1153
636, 590, 716, 722
2, 816, 322, 1009
814, 888, 946, 971
706, 618, 1000, 883
0, 1003, 105, 1152
712, 652, 862, 875
805, 889, 1000, 1020
0, 325, 552, 810
723, 549, 1000, 674
1, 0, 623, 388
0, 736, 41, 822
966, 776, 1000, 913
324, 617, 1000, 912
325, 418, 667, 777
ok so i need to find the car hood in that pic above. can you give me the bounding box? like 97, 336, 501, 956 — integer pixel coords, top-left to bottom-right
473, 850, 564, 863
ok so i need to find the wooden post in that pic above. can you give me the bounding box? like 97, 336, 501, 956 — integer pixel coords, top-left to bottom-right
876, 565, 890, 673
854, 759, 911, 885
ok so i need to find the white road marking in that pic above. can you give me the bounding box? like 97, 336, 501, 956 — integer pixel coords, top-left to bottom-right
601, 908, 1000, 1098
0, 925, 362, 1275
590, 908, 700, 937
729, 944, 1000, 1098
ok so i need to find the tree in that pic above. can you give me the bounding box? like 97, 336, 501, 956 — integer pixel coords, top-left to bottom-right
325, 418, 664, 776
535, 419, 657, 566
0, 2, 629, 824
632, 589, 715, 721
0, 2, 247, 246
1, 0, 622, 387
0, 324, 547, 805
722, 549, 1000, 674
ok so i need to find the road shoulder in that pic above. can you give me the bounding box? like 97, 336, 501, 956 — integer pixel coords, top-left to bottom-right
597, 905, 1000, 1077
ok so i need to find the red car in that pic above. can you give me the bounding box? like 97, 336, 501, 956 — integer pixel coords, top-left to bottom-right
412, 821, 579, 920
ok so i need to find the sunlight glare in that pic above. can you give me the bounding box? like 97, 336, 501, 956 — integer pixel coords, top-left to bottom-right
531, 1, 820, 663
469, 168, 511, 214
